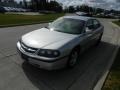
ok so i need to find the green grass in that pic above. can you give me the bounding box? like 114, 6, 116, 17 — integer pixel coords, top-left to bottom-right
102, 21, 120, 90
102, 48, 120, 90
113, 21, 120, 26
0, 13, 65, 27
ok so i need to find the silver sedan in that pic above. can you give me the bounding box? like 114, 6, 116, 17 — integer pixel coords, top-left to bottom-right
17, 16, 104, 70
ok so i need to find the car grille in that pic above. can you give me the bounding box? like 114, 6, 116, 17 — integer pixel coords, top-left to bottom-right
21, 42, 38, 54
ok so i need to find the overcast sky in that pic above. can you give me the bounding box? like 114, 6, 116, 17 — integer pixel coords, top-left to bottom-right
57, 0, 120, 10
16, 0, 120, 10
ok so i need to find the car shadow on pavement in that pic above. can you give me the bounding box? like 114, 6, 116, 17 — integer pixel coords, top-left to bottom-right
22, 41, 117, 90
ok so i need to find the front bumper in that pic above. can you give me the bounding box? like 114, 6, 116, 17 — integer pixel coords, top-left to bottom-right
17, 42, 69, 70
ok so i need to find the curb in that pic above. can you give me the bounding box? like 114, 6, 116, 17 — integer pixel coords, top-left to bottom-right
109, 22, 120, 29
94, 22, 120, 90
93, 46, 119, 90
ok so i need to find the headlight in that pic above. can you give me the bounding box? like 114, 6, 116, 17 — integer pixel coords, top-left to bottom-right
38, 49, 60, 58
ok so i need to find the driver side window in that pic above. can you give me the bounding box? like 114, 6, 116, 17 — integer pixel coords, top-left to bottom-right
86, 19, 94, 30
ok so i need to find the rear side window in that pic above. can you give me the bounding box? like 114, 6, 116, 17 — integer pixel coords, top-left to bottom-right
87, 19, 93, 27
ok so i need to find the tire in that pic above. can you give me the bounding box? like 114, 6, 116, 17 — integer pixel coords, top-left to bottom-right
21, 53, 28, 60
67, 48, 79, 68
95, 33, 103, 46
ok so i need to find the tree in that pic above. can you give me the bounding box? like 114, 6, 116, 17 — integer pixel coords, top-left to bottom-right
23, 0, 27, 8
76, 6, 80, 11
48, 0, 62, 12
19, 1, 23, 6
68, 6, 75, 13
80, 5, 90, 13
95, 8, 104, 14
30, 0, 63, 12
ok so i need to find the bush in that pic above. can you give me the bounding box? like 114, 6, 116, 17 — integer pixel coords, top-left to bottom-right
0, 7, 6, 13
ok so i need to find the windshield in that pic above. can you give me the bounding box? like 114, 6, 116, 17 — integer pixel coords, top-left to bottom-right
48, 17, 85, 34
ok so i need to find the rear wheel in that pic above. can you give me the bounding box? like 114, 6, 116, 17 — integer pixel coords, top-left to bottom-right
67, 49, 79, 68
95, 33, 103, 46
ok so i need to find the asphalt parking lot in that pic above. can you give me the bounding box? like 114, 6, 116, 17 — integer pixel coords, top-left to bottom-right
0, 18, 120, 90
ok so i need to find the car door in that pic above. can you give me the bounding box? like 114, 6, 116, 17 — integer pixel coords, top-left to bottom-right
92, 19, 103, 44
80, 19, 95, 51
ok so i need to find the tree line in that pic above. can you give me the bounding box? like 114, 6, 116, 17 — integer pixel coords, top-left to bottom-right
22, 0, 63, 12
64, 5, 120, 15
64, 5, 105, 14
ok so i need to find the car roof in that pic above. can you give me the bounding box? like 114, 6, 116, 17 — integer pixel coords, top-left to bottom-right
63, 15, 94, 21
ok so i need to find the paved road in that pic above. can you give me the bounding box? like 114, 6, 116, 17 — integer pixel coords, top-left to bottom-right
0, 19, 119, 90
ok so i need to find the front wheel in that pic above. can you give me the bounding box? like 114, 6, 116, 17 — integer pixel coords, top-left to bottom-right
21, 53, 28, 60
67, 49, 79, 68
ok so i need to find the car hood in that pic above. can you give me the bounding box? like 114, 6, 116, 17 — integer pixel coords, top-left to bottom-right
22, 28, 77, 48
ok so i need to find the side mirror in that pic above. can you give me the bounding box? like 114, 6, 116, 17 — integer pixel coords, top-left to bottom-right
45, 22, 51, 28
86, 27, 92, 33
